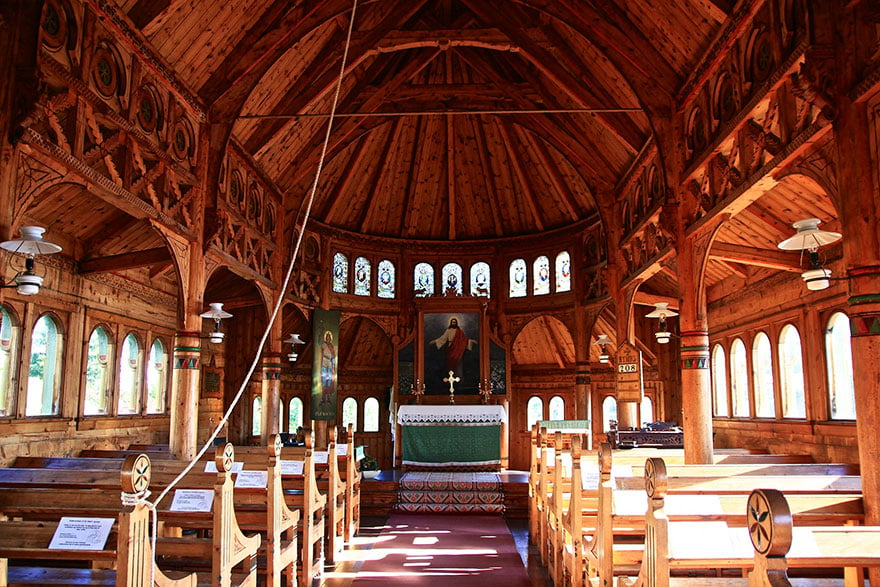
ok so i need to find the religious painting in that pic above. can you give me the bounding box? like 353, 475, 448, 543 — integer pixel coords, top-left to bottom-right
424, 312, 479, 395
310, 308, 340, 420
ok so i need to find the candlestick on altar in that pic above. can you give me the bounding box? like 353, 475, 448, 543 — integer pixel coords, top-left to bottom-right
479, 378, 493, 404
410, 378, 425, 404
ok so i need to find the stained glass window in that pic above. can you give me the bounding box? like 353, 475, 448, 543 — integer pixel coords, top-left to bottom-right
377, 260, 395, 298
146, 339, 167, 414
354, 256, 371, 296
555, 251, 571, 292
441, 263, 463, 295
534, 256, 550, 295
826, 312, 855, 420
333, 253, 348, 293
779, 325, 806, 418
84, 326, 111, 415
470, 262, 490, 297
0, 306, 18, 417
414, 262, 434, 297
118, 333, 142, 415
509, 259, 527, 297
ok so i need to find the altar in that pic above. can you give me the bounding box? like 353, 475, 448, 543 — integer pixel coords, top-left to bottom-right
397, 405, 507, 469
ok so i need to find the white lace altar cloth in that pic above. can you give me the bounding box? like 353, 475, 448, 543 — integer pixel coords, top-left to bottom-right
397, 405, 507, 425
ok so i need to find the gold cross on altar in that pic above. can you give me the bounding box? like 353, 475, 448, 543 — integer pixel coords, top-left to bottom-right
443, 371, 460, 393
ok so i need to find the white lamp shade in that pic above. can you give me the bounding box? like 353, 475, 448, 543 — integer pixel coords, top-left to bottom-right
593, 334, 612, 346
207, 331, 225, 344
801, 267, 831, 291
200, 302, 232, 320
0, 226, 62, 256
284, 333, 305, 345
655, 331, 672, 344
777, 218, 842, 251
15, 272, 42, 295
646, 302, 678, 318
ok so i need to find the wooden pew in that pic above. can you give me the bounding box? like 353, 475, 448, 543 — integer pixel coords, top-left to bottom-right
616, 458, 866, 587
0, 454, 197, 587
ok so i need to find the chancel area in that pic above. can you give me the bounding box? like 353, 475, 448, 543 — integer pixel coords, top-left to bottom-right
1, 0, 880, 585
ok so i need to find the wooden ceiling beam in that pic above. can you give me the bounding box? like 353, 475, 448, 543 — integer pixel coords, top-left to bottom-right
78, 247, 172, 274
374, 28, 514, 51
469, 115, 506, 238
708, 242, 803, 272
496, 120, 544, 233
527, 126, 583, 222
323, 132, 374, 225
397, 118, 425, 238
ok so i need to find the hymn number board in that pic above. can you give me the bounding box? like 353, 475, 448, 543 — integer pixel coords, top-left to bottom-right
615, 342, 644, 402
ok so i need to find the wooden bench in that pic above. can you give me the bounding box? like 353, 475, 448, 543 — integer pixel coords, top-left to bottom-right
616, 458, 866, 587
0, 454, 198, 587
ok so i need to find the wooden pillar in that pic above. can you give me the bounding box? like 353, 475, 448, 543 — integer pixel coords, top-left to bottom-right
261, 352, 283, 443
170, 332, 201, 459
573, 305, 594, 448
677, 234, 714, 464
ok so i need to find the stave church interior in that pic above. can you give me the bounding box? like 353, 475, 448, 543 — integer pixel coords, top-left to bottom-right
1, 0, 880, 585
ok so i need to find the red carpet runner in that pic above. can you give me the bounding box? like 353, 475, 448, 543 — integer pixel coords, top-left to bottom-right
396, 472, 504, 514
350, 513, 532, 585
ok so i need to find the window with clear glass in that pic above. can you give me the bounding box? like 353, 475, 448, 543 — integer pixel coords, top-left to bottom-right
84, 326, 111, 415
555, 251, 571, 292
26, 315, 62, 416
548, 395, 565, 420
602, 396, 618, 432
826, 312, 856, 420
526, 396, 543, 430
752, 332, 775, 418
509, 259, 527, 297
342, 397, 358, 431
288, 397, 303, 432
252, 396, 262, 436
414, 262, 434, 297
470, 262, 491, 297
354, 256, 371, 296
0, 306, 19, 417
118, 333, 142, 415
441, 263, 463, 295
533, 256, 550, 295
641, 395, 654, 425
333, 253, 348, 293
364, 397, 380, 432
730, 338, 749, 417
146, 339, 167, 414
377, 260, 395, 299
778, 325, 806, 418
711, 344, 729, 416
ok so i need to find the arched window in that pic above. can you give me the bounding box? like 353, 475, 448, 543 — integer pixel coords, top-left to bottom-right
377, 260, 396, 299
342, 397, 358, 431
414, 262, 434, 297
533, 256, 550, 295
333, 253, 348, 293
0, 306, 19, 417
778, 325, 806, 418
641, 395, 654, 425
364, 397, 380, 432
470, 262, 491, 297
752, 332, 775, 418
84, 326, 111, 415
555, 251, 571, 292
730, 338, 749, 417
826, 312, 856, 420
118, 333, 142, 415
711, 344, 729, 417
26, 315, 62, 416
509, 259, 527, 298
441, 263, 463, 295
602, 396, 618, 432
354, 256, 371, 296
548, 395, 565, 420
252, 396, 262, 436
288, 397, 304, 432
146, 339, 168, 414
526, 396, 543, 430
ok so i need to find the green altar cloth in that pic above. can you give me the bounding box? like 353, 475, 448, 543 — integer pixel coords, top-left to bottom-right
397, 405, 506, 467
402, 424, 501, 466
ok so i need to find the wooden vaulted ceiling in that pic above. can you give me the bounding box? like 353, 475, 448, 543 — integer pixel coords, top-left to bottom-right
116, 0, 731, 242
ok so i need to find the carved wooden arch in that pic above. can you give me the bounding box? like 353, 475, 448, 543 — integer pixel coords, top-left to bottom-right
690, 215, 728, 325
8, 160, 70, 234
149, 221, 193, 326
509, 313, 576, 366
774, 166, 838, 216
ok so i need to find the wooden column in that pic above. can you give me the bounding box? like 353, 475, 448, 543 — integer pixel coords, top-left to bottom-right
677, 233, 714, 464
261, 352, 283, 443
170, 332, 202, 459
573, 305, 594, 448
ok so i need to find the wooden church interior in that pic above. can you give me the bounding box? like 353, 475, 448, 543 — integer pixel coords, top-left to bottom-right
2, 0, 880, 585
